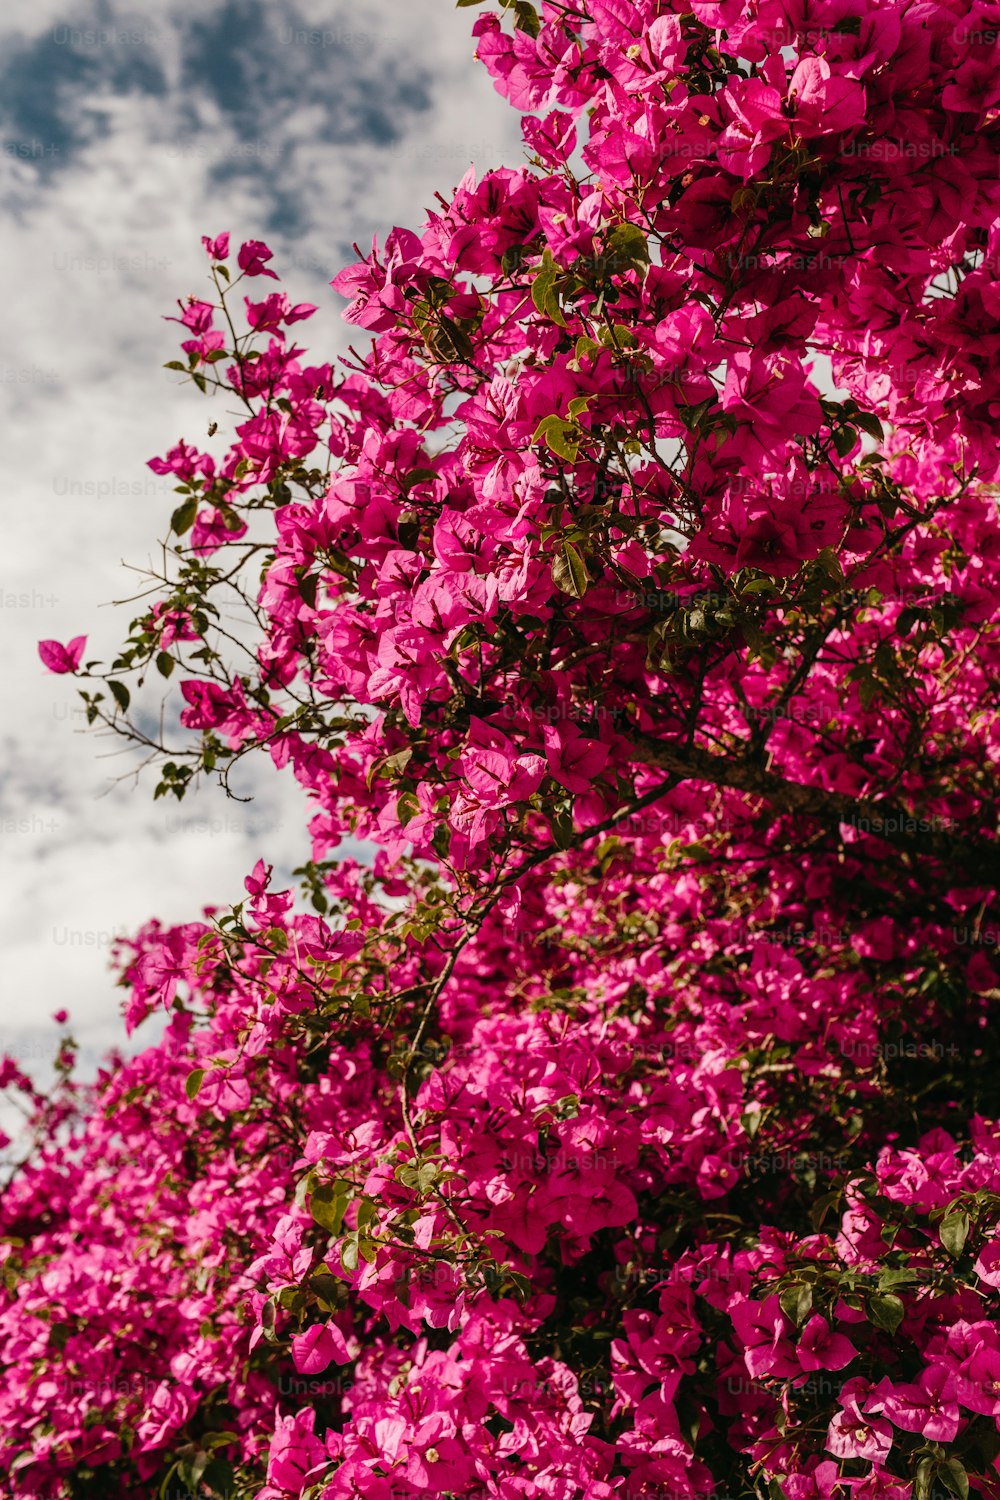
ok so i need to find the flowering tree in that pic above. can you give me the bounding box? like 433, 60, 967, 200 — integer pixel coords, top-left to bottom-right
8, 0, 1000, 1495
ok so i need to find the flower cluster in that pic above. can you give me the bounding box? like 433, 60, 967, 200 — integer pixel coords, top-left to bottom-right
16, 0, 1000, 1496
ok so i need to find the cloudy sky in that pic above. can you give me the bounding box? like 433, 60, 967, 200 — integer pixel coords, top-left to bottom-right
0, 0, 522, 1128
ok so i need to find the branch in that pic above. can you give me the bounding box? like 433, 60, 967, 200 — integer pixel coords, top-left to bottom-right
623, 733, 1000, 881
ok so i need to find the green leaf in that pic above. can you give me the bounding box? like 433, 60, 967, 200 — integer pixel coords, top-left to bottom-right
185, 1068, 205, 1101
533, 414, 580, 463
550, 804, 575, 849
156, 650, 176, 679
605, 222, 650, 274
857, 672, 880, 711
778, 1282, 814, 1327
401, 467, 439, 494
809, 1188, 842, 1231
260, 1296, 278, 1342
877, 1267, 920, 1292
530, 250, 566, 328
866, 1291, 904, 1333
310, 1183, 349, 1236
203, 1432, 241, 1450
109, 680, 131, 713
551, 541, 590, 598
427, 316, 476, 365
509, 0, 541, 33
853, 409, 885, 443
914, 1458, 936, 1500
417, 1161, 440, 1193
815, 545, 844, 584
940, 1208, 970, 1258
170, 497, 199, 536
366, 747, 414, 789
833, 424, 858, 458
939, 1459, 969, 1500
178, 1450, 210, 1490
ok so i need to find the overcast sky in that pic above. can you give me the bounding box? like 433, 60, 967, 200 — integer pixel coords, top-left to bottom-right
0, 0, 522, 1123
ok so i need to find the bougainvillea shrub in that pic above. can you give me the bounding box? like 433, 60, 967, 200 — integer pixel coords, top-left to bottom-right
11, 0, 1000, 1495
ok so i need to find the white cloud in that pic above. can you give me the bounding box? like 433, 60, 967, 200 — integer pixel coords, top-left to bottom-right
0, 0, 524, 1135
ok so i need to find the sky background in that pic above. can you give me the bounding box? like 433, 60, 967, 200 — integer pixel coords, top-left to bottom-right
0, 0, 523, 1129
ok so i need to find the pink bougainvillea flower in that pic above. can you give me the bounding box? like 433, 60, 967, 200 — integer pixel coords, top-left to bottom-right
291, 1321, 351, 1373
267, 1410, 327, 1493
730, 1295, 800, 1379
201, 232, 230, 260
21, 5, 1000, 1498
880, 1365, 961, 1442
974, 1237, 1000, 1287
38, 636, 87, 674
237, 238, 279, 279
542, 721, 610, 793
717, 77, 788, 179
796, 1315, 858, 1372
954, 1345, 1000, 1415
827, 1390, 894, 1463
787, 57, 866, 138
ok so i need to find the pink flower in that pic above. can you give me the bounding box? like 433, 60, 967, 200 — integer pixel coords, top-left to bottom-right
954, 1345, 1000, 1415
196, 1062, 252, 1118
827, 1390, 893, 1463
734, 510, 813, 577
134, 1381, 194, 1449
881, 1365, 961, 1443
244, 293, 317, 332
244, 858, 273, 899
178, 679, 245, 733
134, 928, 197, 1011
169, 298, 215, 335
148, 602, 198, 648
717, 77, 788, 180
521, 109, 577, 168
782, 1461, 846, 1500
331, 227, 431, 332
797, 1315, 858, 1372
291, 1321, 351, 1373
201, 232, 230, 260
237, 238, 278, 279
974, 1238, 1000, 1287
730, 1295, 800, 1379
722, 351, 822, 454
787, 57, 866, 138
267, 1410, 327, 1494
542, 722, 609, 793
38, 636, 87, 674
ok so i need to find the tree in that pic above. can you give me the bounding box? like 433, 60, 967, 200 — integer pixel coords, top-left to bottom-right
9, 0, 1000, 1495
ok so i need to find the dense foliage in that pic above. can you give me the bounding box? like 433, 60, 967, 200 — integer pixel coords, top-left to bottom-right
10, 0, 1000, 1495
